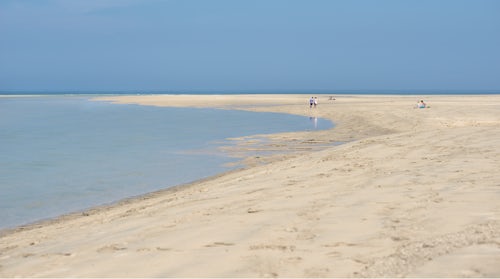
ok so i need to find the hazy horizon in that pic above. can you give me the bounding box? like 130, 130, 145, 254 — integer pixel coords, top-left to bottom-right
1, 0, 499, 92
2, 89, 500, 95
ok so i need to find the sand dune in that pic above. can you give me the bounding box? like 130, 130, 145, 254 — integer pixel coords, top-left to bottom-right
1, 94, 499, 277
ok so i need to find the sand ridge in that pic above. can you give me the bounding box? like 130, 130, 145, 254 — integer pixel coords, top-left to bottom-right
1, 94, 499, 277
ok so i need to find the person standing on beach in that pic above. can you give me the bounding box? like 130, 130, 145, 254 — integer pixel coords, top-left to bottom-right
309, 97, 314, 108
314, 97, 318, 108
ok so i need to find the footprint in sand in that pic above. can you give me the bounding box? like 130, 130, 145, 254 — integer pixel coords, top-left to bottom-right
297, 230, 317, 240
205, 242, 235, 247
135, 247, 170, 252
305, 267, 330, 277
97, 244, 127, 253
282, 256, 303, 264
22, 253, 36, 258
326, 251, 341, 257
322, 242, 357, 247
250, 244, 295, 252
136, 248, 151, 252
156, 247, 172, 251
261, 272, 278, 278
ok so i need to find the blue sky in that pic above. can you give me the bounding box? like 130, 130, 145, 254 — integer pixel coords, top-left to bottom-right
1, 0, 499, 92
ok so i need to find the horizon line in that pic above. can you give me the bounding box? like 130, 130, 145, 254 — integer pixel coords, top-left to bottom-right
2, 89, 500, 95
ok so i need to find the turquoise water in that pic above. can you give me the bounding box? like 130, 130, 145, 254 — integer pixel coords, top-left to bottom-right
0, 96, 332, 229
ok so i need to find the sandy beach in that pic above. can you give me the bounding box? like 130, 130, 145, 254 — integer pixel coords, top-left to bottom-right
1, 94, 499, 277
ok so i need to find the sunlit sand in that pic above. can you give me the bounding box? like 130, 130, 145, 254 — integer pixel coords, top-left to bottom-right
1, 94, 499, 277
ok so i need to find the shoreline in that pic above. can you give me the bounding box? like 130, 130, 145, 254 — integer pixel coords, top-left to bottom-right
1, 94, 499, 277
0, 166, 247, 237
0, 95, 345, 234
0, 95, 335, 234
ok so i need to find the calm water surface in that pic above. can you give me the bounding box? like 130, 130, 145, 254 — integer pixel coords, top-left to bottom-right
0, 96, 332, 229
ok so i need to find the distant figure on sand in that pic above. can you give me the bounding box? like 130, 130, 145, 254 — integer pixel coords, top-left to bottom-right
309, 97, 314, 108
417, 100, 426, 108
314, 97, 318, 108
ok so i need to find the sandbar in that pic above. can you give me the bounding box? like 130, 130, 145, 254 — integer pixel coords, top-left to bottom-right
1, 94, 499, 277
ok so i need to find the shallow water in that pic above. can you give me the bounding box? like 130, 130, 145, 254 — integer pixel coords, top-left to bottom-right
0, 96, 332, 229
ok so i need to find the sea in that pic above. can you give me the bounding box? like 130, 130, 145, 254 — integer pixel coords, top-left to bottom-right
0, 95, 333, 230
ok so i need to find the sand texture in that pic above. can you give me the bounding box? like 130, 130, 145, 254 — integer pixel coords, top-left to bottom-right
1, 94, 499, 277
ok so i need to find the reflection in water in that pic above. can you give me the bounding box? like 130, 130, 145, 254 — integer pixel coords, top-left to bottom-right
310, 117, 318, 129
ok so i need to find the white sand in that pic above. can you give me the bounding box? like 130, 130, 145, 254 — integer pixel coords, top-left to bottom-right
1, 94, 499, 277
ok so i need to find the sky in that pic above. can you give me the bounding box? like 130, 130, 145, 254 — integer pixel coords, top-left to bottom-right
1, 0, 499, 93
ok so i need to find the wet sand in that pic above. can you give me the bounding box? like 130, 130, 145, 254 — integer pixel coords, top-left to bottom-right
1, 94, 499, 277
